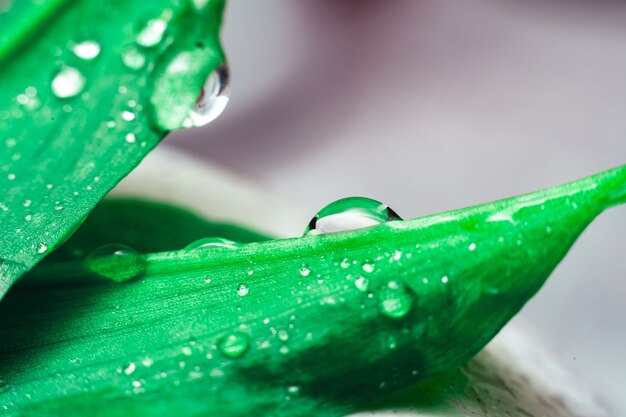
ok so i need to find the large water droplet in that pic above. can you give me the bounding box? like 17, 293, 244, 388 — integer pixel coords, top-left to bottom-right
86, 244, 147, 282
185, 237, 239, 251
71, 40, 101, 60
182, 65, 229, 128
218, 333, 249, 358
379, 281, 413, 319
51, 67, 86, 98
305, 197, 402, 235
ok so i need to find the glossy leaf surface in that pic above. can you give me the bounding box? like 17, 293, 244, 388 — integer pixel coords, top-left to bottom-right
2, 165, 624, 416
0, 0, 226, 297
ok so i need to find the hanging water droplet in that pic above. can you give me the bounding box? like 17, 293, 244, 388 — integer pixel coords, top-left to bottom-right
86, 244, 147, 283
71, 40, 101, 60
218, 333, 249, 358
182, 65, 230, 128
305, 197, 402, 235
135, 17, 168, 48
122, 45, 146, 71
354, 276, 369, 292
379, 281, 413, 319
185, 237, 239, 251
51, 67, 86, 98
237, 284, 249, 297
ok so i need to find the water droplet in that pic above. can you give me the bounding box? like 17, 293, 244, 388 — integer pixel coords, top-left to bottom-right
340, 258, 351, 268
71, 40, 101, 60
379, 281, 413, 319
279, 346, 290, 355
182, 65, 230, 128
277, 329, 289, 342
237, 284, 249, 297
362, 262, 375, 273
121, 110, 135, 121
218, 333, 249, 358
299, 265, 310, 277
468, 243, 477, 251
181, 346, 192, 356
125, 132, 136, 143
185, 237, 239, 251
287, 385, 300, 395
86, 244, 147, 283
135, 17, 168, 48
354, 276, 369, 292
305, 197, 402, 235
51, 67, 85, 98
124, 362, 136, 375
122, 46, 146, 71
37, 244, 48, 254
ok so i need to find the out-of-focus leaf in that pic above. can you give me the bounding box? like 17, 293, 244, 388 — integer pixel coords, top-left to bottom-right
46, 199, 271, 262
1, 165, 624, 416
0, 0, 226, 298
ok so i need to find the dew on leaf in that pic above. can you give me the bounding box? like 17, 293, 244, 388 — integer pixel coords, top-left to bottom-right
305, 197, 402, 235
182, 65, 230, 128
86, 244, 147, 283
51, 67, 85, 98
122, 46, 147, 71
71, 40, 101, 60
218, 333, 249, 358
379, 281, 413, 319
185, 237, 239, 251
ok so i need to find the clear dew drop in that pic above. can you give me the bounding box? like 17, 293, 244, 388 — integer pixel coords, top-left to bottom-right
51, 67, 86, 98
237, 284, 249, 297
71, 40, 101, 60
182, 65, 230, 128
379, 281, 413, 319
287, 385, 300, 395
86, 244, 147, 283
184, 237, 240, 251
218, 333, 249, 358
122, 46, 146, 71
305, 197, 402, 235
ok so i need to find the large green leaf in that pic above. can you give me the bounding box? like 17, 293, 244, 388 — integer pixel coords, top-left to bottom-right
2, 165, 624, 416
0, 0, 226, 298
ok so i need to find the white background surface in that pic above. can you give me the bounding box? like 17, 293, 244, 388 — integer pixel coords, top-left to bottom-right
169, 1, 626, 413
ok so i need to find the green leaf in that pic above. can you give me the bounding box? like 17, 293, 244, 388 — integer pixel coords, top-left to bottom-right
0, 0, 226, 298
2, 165, 624, 416
46, 198, 271, 262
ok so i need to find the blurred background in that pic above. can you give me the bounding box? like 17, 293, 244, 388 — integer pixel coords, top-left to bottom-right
168, 1, 626, 413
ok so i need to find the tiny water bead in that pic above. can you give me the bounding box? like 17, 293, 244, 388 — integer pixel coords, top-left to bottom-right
185, 237, 240, 251
182, 65, 230, 128
218, 333, 249, 358
71, 40, 101, 60
135, 16, 169, 48
379, 281, 413, 319
237, 284, 249, 297
86, 244, 147, 283
305, 197, 402, 235
51, 67, 86, 98
354, 276, 369, 292
122, 46, 146, 71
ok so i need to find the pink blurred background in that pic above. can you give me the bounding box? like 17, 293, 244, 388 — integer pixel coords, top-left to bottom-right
168, 1, 626, 413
